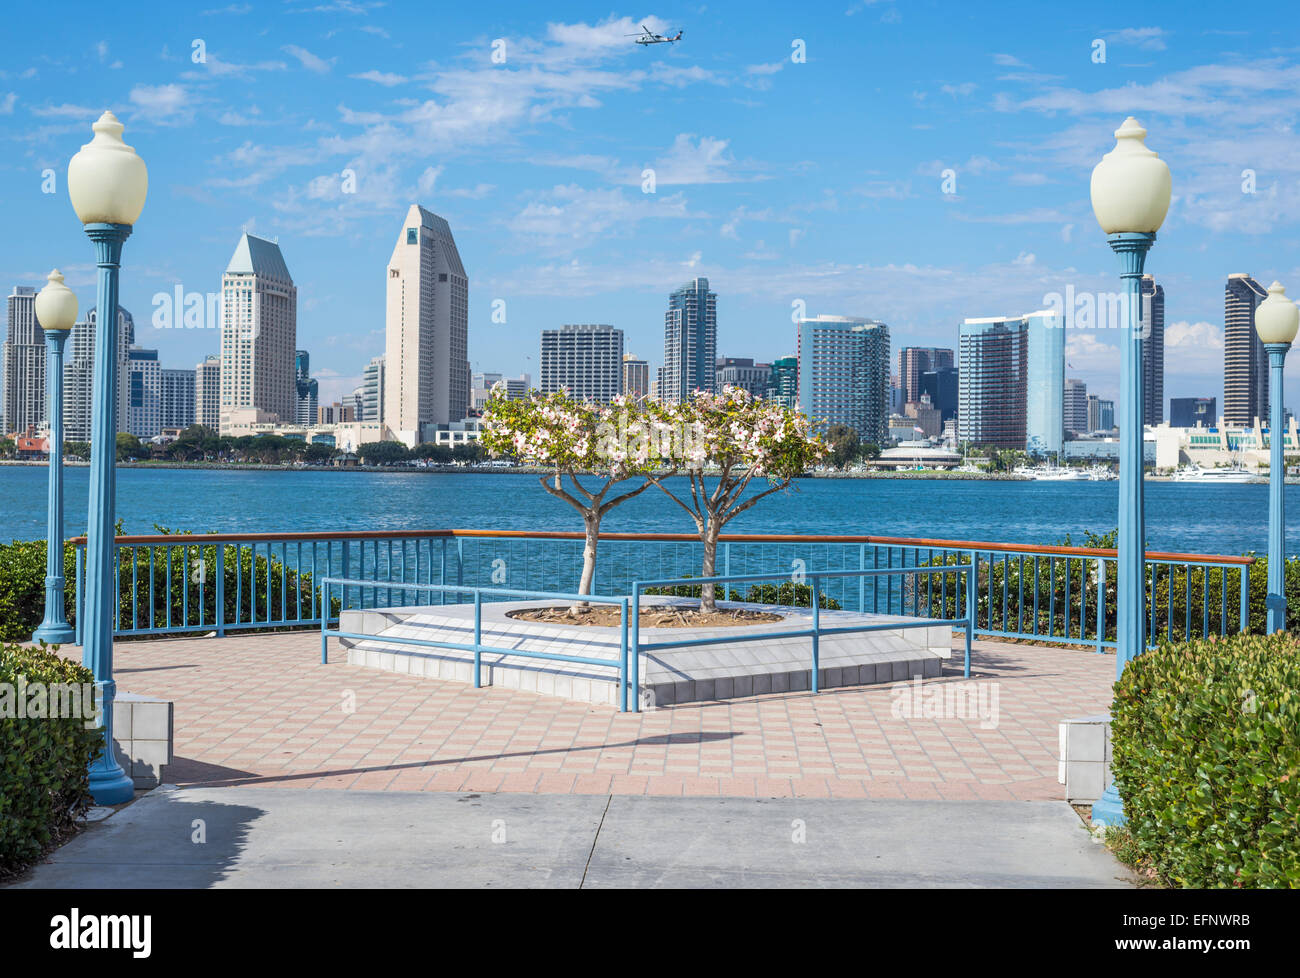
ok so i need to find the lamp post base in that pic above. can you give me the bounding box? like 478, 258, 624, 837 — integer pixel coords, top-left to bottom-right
87, 762, 135, 806
32, 621, 77, 645
1091, 781, 1127, 829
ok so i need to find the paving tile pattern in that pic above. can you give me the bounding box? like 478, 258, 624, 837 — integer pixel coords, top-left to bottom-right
77, 632, 1117, 800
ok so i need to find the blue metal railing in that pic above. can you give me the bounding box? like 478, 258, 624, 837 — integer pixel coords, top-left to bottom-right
71, 530, 1255, 649
318, 577, 635, 710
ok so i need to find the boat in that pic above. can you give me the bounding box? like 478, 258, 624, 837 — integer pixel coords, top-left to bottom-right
1016, 464, 1090, 481
1170, 463, 1257, 484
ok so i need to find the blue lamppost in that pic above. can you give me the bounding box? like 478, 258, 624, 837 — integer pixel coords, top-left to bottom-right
67, 112, 148, 805
32, 270, 79, 645
1255, 282, 1299, 633
1087, 118, 1171, 829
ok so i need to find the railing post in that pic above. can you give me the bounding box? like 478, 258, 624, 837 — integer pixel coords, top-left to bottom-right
215, 543, 226, 637
320, 580, 329, 664
631, 582, 641, 712
1240, 563, 1250, 633
964, 563, 975, 677
810, 575, 820, 694
473, 588, 482, 688
341, 540, 350, 612
618, 598, 629, 713
74, 544, 85, 647
1095, 557, 1106, 655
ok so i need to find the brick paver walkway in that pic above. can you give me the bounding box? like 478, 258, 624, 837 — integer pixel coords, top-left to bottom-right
93, 632, 1117, 800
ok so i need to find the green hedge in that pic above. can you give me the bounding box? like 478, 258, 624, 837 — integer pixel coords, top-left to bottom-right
0, 540, 76, 643
0, 641, 102, 876
1110, 632, 1300, 888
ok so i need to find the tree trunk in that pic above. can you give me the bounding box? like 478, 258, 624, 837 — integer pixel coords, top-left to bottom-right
573, 515, 600, 613
700, 526, 720, 613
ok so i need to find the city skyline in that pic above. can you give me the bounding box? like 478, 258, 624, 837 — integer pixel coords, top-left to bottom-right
4, 4, 1299, 417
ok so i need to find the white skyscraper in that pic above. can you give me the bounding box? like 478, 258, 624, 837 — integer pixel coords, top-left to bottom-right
195, 355, 220, 431
125, 347, 162, 439
2, 286, 43, 436
540, 324, 624, 403
219, 233, 297, 433
384, 204, 468, 446
63, 305, 134, 443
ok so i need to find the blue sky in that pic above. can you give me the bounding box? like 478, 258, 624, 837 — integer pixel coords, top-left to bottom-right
3, 1, 1300, 413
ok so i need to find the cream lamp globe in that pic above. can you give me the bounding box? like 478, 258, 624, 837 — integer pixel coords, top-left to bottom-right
67, 111, 148, 226
1255, 282, 1300, 345
34, 269, 78, 332
1089, 117, 1171, 234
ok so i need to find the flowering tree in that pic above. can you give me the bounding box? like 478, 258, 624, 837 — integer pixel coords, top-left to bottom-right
479, 386, 673, 605
648, 387, 828, 612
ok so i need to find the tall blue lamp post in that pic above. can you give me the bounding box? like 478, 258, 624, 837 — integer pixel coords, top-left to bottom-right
67, 111, 148, 805
1088, 117, 1171, 829
1255, 282, 1299, 633
32, 270, 79, 645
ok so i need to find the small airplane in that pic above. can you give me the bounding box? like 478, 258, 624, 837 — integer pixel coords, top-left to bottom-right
627, 25, 683, 45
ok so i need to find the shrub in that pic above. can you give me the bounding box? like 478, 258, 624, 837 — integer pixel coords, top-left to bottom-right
642, 577, 841, 610
1109, 632, 1300, 888
0, 641, 102, 876
0, 540, 76, 644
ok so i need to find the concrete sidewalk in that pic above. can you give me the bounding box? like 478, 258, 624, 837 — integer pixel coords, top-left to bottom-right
12, 786, 1135, 888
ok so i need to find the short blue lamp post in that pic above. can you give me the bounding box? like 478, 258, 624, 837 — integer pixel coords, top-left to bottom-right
31, 270, 79, 645
67, 111, 148, 805
1255, 282, 1299, 633
1087, 117, 1171, 829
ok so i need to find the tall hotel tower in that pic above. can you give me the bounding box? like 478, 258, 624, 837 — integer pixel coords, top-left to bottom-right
1224, 274, 1269, 426
795, 315, 890, 446
1, 286, 43, 435
661, 277, 717, 402
1140, 274, 1165, 425
220, 233, 297, 430
384, 204, 469, 446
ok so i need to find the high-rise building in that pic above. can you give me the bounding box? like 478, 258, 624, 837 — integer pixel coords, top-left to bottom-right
715, 357, 771, 399
125, 347, 161, 439
160, 368, 196, 431
919, 366, 959, 423
959, 312, 1062, 451
1170, 396, 1217, 428
64, 305, 134, 443
1224, 274, 1269, 426
220, 233, 297, 432
796, 315, 890, 444
294, 349, 319, 427
195, 355, 220, 431
1141, 275, 1165, 425
318, 402, 356, 425
360, 355, 386, 422
622, 354, 650, 401
469, 370, 528, 411
384, 205, 469, 446
661, 277, 717, 402
540, 324, 624, 403
958, 317, 1028, 449
1064, 378, 1089, 434
897, 347, 954, 405
766, 356, 798, 408
1087, 395, 1115, 433
1025, 311, 1065, 455
2, 286, 43, 436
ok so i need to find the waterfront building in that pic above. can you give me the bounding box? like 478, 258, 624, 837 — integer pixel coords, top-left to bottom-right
294, 350, 319, 427
898, 347, 954, 405
2, 286, 43, 436
661, 277, 717, 402
904, 393, 943, 439
919, 366, 958, 424
1025, 311, 1065, 455
540, 324, 624, 403
220, 233, 297, 433
160, 368, 196, 431
470, 371, 528, 412
384, 204, 469, 446
318, 402, 355, 425
1224, 274, 1269, 426
1170, 396, 1217, 429
958, 316, 1027, 449
715, 357, 770, 399
125, 347, 161, 439
195, 354, 220, 432
1064, 378, 1089, 434
1141, 275, 1165, 425
1087, 395, 1115, 433
360, 355, 386, 422
64, 305, 134, 443
350, 386, 365, 422
766, 355, 797, 408
796, 315, 890, 444
621, 355, 650, 401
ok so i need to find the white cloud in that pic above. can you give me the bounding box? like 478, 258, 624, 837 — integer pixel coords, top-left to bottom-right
1103, 27, 1168, 51
283, 45, 335, 74
650, 134, 742, 185
0, 93, 16, 115
1165, 320, 1226, 373
351, 70, 407, 87
129, 84, 191, 123
507, 184, 691, 251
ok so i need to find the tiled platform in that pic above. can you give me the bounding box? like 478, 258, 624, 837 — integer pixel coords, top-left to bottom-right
74, 630, 1119, 801
340, 597, 950, 708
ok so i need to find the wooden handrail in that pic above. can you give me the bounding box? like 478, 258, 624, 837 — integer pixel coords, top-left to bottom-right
65, 528, 1256, 565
